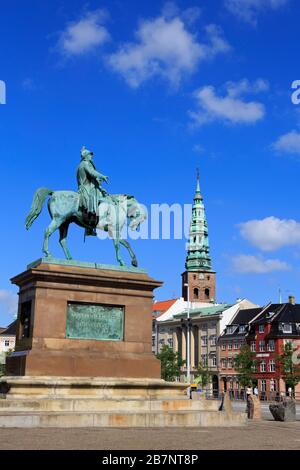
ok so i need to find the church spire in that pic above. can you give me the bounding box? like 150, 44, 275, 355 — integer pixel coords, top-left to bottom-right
195, 168, 201, 198
185, 171, 212, 272
182, 170, 216, 303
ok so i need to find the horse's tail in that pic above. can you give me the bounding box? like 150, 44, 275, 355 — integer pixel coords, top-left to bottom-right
25, 188, 53, 230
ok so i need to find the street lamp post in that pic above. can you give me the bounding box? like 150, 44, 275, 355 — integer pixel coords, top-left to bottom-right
184, 283, 191, 383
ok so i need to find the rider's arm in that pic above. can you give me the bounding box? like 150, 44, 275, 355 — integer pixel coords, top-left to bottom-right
84, 162, 106, 182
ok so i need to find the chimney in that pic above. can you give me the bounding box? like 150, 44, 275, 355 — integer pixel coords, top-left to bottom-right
288, 295, 296, 305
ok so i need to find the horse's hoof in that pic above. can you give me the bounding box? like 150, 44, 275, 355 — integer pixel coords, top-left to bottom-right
131, 259, 138, 268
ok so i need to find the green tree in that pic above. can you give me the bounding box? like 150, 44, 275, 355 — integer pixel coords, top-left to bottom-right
235, 345, 257, 388
195, 362, 213, 388
277, 342, 300, 391
156, 345, 185, 382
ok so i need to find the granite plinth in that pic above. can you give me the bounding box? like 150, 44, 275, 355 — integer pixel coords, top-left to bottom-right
7, 260, 162, 378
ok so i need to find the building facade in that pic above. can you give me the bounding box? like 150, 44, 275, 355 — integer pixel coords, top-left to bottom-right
246, 298, 300, 399
0, 321, 16, 354
219, 308, 262, 398
156, 299, 258, 389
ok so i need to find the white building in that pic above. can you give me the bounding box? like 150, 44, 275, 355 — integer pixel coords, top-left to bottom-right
0, 321, 17, 354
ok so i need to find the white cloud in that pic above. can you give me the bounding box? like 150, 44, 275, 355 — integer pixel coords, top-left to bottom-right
58, 10, 110, 56
272, 130, 300, 155
239, 216, 300, 251
0, 290, 18, 318
108, 12, 230, 88
190, 79, 267, 126
232, 254, 290, 273
225, 0, 290, 26
193, 144, 205, 154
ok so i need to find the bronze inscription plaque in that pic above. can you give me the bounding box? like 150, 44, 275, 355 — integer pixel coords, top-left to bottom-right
66, 303, 124, 341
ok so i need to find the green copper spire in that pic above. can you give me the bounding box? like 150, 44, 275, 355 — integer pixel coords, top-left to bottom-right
185, 171, 212, 272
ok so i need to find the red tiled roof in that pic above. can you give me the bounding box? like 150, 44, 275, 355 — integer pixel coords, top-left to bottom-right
152, 299, 177, 317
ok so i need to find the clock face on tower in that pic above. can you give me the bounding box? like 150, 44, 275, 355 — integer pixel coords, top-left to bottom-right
199, 274, 204, 280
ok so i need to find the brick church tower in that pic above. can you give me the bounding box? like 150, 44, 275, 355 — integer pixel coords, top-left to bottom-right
182, 171, 216, 303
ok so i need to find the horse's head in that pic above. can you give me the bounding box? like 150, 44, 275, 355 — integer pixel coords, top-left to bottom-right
127, 196, 147, 232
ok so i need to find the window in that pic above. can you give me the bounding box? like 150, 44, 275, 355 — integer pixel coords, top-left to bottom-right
228, 358, 233, 369
260, 360, 266, 372
239, 325, 246, 333
269, 360, 276, 372
193, 288, 199, 300
259, 341, 265, 352
168, 338, 173, 348
211, 355, 217, 367
201, 354, 208, 366
268, 340, 275, 352
204, 288, 210, 300
282, 324, 292, 334
221, 343, 226, 350
210, 335, 217, 346
228, 342, 232, 350
261, 379, 267, 393
227, 326, 236, 334
251, 341, 256, 352
234, 342, 239, 350
4, 340, 9, 347
259, 325, 264, 334
221, 358, 227, 369
202, 336, 208, 346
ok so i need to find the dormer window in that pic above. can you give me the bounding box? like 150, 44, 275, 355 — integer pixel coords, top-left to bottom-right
282, 323, 292, 334
227, 326, 235, 334
239, 325, 246, 333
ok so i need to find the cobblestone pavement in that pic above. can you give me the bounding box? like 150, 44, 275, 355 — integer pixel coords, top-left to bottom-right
0, 421, 300, 450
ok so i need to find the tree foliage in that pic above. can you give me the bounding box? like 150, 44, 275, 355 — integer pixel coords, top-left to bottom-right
234, 345, 257, 388
156, 345, 185, 382
195, 362, 213, 387
277, 342, 300, 390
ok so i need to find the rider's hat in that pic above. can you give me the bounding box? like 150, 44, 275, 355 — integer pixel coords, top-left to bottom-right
81, 146, 94, 159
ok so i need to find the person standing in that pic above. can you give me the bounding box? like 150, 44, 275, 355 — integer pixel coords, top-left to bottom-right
246, 386, 252, 400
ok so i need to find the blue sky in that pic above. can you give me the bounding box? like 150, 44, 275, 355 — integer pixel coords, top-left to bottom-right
1, 0, 300, 325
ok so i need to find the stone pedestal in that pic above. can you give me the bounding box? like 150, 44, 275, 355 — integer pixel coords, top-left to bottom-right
6, 259, 162, 379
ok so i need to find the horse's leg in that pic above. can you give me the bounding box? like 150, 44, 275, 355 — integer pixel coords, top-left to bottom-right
112, 237, 125, 266
59, 222, 72, 260
43, 218, 61, 258
119, 239, 138, 267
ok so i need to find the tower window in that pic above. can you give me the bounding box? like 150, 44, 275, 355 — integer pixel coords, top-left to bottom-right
193, 275, 196, 280
193, 237, 196, 243
207, 276, 210, 281
205, 288, 210, 300
194, 288, 199, 300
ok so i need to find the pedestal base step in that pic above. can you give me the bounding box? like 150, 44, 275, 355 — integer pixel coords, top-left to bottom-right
0, 398, 219, 413
0, 409, 247, 428
0, 377, 247, 427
